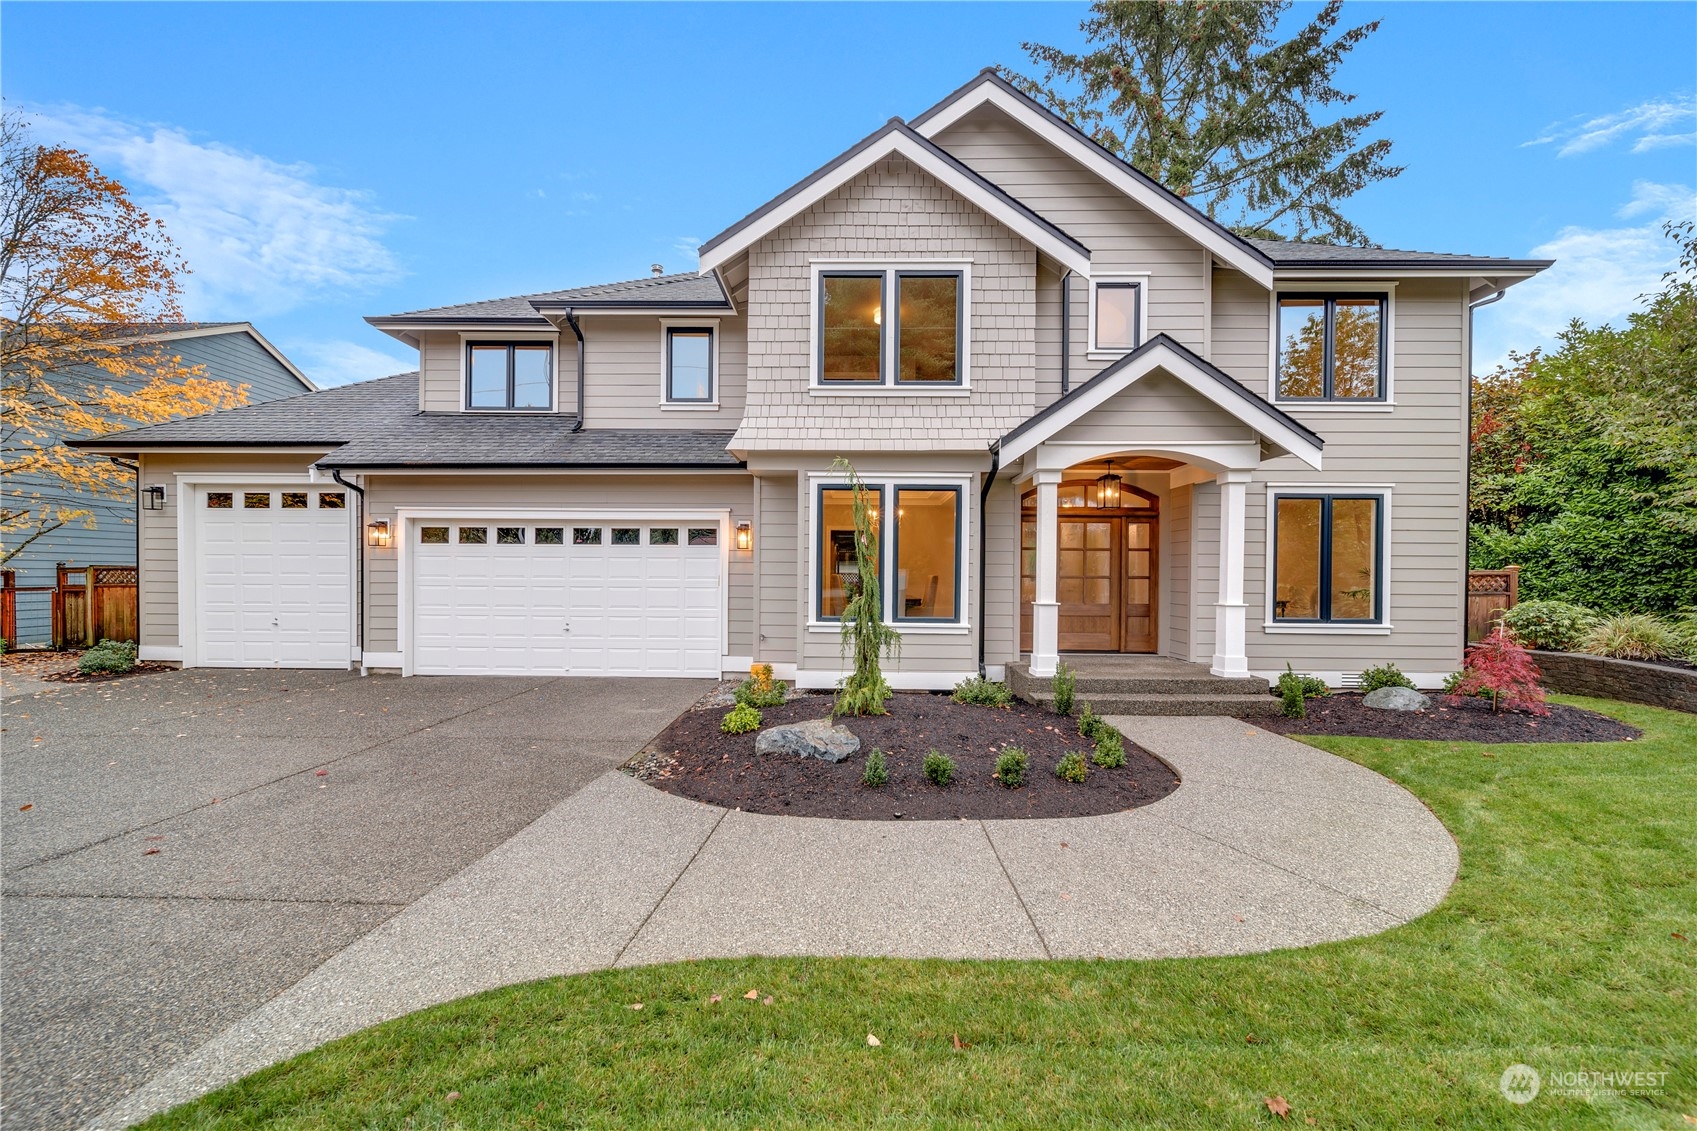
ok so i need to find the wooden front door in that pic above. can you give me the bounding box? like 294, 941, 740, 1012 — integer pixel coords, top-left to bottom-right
1021, 503, 1159, 654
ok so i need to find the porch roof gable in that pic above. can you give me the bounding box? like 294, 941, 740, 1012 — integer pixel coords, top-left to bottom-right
995, 334, 1324, 470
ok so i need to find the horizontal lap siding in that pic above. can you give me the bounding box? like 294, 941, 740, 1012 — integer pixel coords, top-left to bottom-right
1208, 274, 1469, 672
418, 331, 573, 416
136, 452, 328, 650
362, 474, 753, 657
736, 156, 1037, 451
756, 473, 798, 664
580, 316, 747, 429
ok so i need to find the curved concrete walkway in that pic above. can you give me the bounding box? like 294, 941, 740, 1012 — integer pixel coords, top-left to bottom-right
89, 716, 1456, 1129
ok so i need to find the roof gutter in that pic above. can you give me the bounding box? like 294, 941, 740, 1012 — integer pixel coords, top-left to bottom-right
565, 310, 586, 432
977, 443, 1000, 678
330, 470, 368, 675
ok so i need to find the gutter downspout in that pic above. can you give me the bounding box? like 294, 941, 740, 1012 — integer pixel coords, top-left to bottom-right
977, 443, 1001, 677
565, 310, 586, 432
330, 469, 368, 675
1463, 288, 1506, 651
1059, 270, 1072, 395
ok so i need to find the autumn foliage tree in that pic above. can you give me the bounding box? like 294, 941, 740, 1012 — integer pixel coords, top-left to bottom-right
1447, 627, 1549, 716
1, 111, 246, 566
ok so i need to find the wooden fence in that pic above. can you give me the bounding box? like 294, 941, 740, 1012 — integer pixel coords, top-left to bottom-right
1466, 566, 1520, 642
1, 565, 138, 650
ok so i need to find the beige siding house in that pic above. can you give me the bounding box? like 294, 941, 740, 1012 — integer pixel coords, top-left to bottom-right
82, 70, 1549, 691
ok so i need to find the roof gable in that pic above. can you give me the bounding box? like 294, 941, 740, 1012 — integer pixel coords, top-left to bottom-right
697, 119, 1091, 276
998, 334, 1323, 470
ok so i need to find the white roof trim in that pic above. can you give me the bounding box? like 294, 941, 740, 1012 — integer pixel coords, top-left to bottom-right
697, 129, 1091, 277
913, 78, 1274, 288
998, 338, 1322, 470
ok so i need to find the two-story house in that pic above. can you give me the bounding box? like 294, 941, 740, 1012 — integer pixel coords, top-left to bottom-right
79, 71, 1549, 688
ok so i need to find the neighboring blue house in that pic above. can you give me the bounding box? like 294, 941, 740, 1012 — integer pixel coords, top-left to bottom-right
3, 323, 313, 645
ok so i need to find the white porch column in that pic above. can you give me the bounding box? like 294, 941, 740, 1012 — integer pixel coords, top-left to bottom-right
1030, 468, 1062, 678
1210, 468, 1253, 678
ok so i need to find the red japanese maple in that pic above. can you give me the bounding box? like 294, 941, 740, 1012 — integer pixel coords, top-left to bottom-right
1448, 626, 1550, 715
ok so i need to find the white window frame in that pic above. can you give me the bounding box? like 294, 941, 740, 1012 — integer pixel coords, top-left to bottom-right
457, 330, 561, 414
807, 260, 973, 394
1086, 272, 1150, 358
1267, 285, 1397, 411
804, 470, 973, 633
658, 319, 720, 410
1262, 483, 1393, 634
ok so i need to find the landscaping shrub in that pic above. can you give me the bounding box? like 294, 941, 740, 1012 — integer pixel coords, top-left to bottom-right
1499, 600, 1601, 652
1076, 701, 1103, 742
951, 676, 1013, 708
1051, 663, 1076, 716
1581, 612, 1683, 661
1357, 662, 1415, 695
860, 748, 889, 788
1054, 751, 1089, 784
720, 703, 762, 734
1447, 626, 1549, 715
78, 639, 137, 675
922, 749, 955, 787
735, 664, 788, 709
1275, 664, 1327, 719
1673, 609, 1697, 658
831, 458, 898, 717
1091, 728, 1126, 769
993, 747, 1028, 789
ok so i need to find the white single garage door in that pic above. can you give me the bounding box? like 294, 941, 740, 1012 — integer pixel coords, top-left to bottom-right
195, 486, 353, 668
410, 520, 722, 677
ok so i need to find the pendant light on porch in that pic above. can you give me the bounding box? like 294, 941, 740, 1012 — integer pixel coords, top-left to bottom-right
1096, 462, 1123, 508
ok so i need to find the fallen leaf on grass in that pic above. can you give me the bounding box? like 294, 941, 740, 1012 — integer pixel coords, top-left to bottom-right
952, 1033, 970, 1050
1245, 1033, 1261, 1044
744, 989, 760, 1000
445, 1091, 460, 1103
628, 1002, 643, 1010
1673, 932, 1688, 942
1264, 1095, 1291, 1119
866, 1033, 881, 1047
709, 994, 722, 1004
762, 996, 773, 1006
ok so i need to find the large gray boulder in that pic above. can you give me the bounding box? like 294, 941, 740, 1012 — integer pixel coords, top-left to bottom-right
754, 717, 861, 763
1363, 686, 1431, 712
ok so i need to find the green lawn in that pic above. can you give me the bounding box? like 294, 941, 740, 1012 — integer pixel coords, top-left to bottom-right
150, 696, 1695, 1129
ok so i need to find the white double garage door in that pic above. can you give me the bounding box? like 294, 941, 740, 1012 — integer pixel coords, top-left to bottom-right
408, 519, 724, 677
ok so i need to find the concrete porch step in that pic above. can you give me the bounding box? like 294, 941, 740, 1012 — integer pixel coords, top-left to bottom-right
1006, 659, 1279, 717
1056, 692, 1284, 717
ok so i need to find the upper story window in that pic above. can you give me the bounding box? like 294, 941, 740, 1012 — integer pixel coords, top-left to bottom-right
467, 342, 552, 410
1090, 278, 1144, 353
666, 326, 715, 403
1276, 295, 1387, 402
815, 265, 966, 389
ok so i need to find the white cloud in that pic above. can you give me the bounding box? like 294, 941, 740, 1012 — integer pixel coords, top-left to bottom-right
671, 235, 702, 263
25, 105, 403, 319
1473, 181, 1695, 370
289, 339, 415, 388
1525, 94, 1696, 157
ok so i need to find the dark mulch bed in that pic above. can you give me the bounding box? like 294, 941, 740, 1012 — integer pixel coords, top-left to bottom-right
1252, 692, 1641, 743
40, 661, 173, 683
635, 692, 1180, 821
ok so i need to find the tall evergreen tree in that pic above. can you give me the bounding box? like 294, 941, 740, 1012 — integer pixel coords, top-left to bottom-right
1006, 0, 1402, 244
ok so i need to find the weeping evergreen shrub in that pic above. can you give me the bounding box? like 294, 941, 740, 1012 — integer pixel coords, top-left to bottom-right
832, 458, 899, 717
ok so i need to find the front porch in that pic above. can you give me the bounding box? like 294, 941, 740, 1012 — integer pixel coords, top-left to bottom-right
1006, 654, 1279, 717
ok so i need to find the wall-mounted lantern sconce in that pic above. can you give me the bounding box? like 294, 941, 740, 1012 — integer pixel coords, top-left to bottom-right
141, 484, 167, 511
735, 521, 752, 552
366, 519, 391, 548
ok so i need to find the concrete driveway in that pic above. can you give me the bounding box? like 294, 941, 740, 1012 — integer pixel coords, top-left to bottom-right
0, 667, 711, 1131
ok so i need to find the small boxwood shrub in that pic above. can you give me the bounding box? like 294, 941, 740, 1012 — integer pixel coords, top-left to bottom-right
1050, 663, 1076, 716
861, 748, 889, 787
1055, 751, 1089, 784
1275, 664, 1328, 719
1092, 728, 1126, 769
79, 639, 137, 675
734, 663, 788, 709
922, 749, 955, 787
1500, 600, 1600, 652
720, 703, 762, 734
1076, 701, 1102, 742
993, 747, 1028, 789
951, 676, 1013, 708
1357, 662, 1415, 695
1582, 612, 1682, 661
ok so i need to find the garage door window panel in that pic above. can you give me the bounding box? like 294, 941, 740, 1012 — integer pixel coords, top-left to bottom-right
459, 527, 487, 545
650, 528, 679, 546
688, 527, 717, 546
574, 527, 602, 545
281, 492, 308, 509
612, 528, 640, 545
536, 527, 564, 545
497, 527, 525, 545
244, 492, 270, 509
420, 526, 449, 545
318, 492, 345, 509
207, 492, 233, 509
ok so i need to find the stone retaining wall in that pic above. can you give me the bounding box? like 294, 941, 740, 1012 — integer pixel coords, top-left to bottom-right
1532, 651, 1697, 715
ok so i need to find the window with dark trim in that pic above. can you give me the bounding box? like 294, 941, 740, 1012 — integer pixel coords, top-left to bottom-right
818, 269, 963, 386
467, 342, 552, 410
1277, 295, 1386, 401
1272, 494, 1383, 623
1092, 280, 1141, 351
666, 327, 714, 402
892, 486, 961, 621
817, 484, 881, 621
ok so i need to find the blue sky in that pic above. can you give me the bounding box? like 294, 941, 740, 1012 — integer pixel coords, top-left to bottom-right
5, 1, 1694, 385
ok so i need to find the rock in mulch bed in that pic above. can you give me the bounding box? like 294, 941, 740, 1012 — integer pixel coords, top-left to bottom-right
632, 692, 1180, 821
1253, 692, 1640, 742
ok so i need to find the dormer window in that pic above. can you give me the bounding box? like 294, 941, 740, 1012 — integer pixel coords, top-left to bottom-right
467, 342, 552, 410
813, 263, 969, 389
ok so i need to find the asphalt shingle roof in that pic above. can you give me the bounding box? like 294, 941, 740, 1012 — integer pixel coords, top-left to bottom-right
371, 273, 731, 323
73, 373, 742, 470
1246, 238, 1551, 270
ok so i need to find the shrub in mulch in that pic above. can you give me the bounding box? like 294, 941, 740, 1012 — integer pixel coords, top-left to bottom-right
633, 692, 1180, 821
1251, 692, 1640, 743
